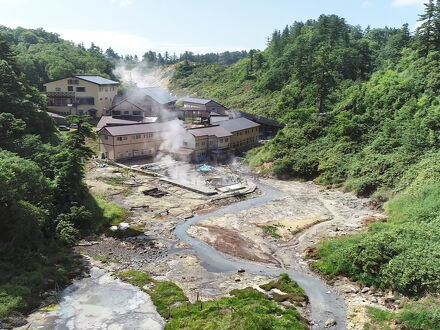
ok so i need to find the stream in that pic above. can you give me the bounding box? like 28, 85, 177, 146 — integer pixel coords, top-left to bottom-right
173, 183, 347, 329
23, 182, 347, 330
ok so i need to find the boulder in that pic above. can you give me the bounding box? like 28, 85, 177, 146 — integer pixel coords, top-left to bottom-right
325, 318, 337, 327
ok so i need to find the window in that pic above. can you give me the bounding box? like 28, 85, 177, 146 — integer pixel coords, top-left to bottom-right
183, 141, 188, 146
131, 135, 141, 139
105, 88, 108, 92
196, 142, 200, 147
105, 97, 108, 100
117, 137, 123, 141
219, 138, 223, 143
77, 97, 94, 105
225, 138, 229, 142
104, 135, 108, 140
76, 87, 86, 92
124, 111, 129, 114
133, 111, 141, 116
55, 87, 61, 92
202, 141, 205, 146
100, 98, 103, 101
67, 86, 73, 91
68, 79, 79, 85
144, 132, 153, 139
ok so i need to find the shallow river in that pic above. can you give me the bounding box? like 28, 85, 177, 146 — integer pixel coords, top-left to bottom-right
24, 182, 347, 330
173, 183, 347, 329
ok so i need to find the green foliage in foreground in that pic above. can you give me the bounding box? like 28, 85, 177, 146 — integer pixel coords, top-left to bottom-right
0, 247, 83, 320
315, 182, 440, 296
365, 296, 440, 330
119, 270, 308, 330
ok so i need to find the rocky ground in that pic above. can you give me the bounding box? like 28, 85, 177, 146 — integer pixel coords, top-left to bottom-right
34, 163, 398, 329
81, 164, 272, 302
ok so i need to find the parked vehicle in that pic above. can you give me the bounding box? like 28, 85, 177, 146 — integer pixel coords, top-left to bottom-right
70, 123, 78, 129
58, 125, 70, 131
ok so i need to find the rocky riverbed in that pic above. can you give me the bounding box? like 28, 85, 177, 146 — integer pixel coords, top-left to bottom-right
22, 163, 394, 329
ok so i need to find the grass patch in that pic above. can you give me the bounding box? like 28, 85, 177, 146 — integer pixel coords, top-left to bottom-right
97, 176, 127, 186
313, 183, 440, 296
259, 273, 308, 305
93, 255, 114, 264
118, 270, 187, 317
118, 270, 308, 329
262, 225, 281, 239
94, 194, 126, 226
364, 297, 440, 330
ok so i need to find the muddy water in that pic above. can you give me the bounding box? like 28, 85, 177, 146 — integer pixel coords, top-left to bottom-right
174, 183, 347, 330
22, 267, 165, 330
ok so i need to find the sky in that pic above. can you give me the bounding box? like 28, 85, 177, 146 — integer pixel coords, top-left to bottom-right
0, 0, 427, 57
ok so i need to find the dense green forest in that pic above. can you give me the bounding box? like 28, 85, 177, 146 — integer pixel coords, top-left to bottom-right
0, 32, 122, 326
171, 1, 440, 326
0, 25, 115, 89
113, 48, 250, 67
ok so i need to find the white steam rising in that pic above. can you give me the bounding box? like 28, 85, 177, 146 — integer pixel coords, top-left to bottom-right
113, 62, 207, 186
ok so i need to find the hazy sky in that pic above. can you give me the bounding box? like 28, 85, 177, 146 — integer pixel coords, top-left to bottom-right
0, 0, 426, 56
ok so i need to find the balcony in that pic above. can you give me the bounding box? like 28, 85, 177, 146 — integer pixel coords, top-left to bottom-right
46, 91, 75, 98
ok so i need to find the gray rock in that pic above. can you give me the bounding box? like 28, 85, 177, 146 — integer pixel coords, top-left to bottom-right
325, 318, 337, 327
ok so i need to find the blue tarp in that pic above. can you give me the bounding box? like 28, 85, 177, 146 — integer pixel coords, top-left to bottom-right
144, 165, 161, 171
198, 164, 213, 172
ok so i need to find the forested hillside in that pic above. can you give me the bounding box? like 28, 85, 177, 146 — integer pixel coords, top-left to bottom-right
171, 2, 440, 327
0, 26, 115, 89
0, 32, 122, 326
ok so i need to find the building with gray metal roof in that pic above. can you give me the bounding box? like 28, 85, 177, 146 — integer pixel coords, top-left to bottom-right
74, 75, 119, 85
217, 117, 260, 133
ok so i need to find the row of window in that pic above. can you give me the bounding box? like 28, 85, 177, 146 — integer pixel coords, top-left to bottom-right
117, 149, 154, 159
106, 132, 156, 142
99, 96, 113, 102
99, 87, 116, 92
55, 86, 86, 92
111, 110, 142, 116
231, 136, 258, 148
238, 127, 257, 136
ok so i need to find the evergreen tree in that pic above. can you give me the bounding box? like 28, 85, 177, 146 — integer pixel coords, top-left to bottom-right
417, 0, 435, 56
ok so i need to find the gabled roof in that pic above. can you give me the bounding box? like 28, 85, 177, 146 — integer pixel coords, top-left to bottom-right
74, 75, 119, 85
230, 110, 285, 128
182, 97, 212, 105
96, 116, 157, 130
217, 118, 260, 133
210, 111, 228, 117
188, 125, 232, 138
178, 107, 210, 112
142, 87, 176, 105
44, 74, 119, 86
99, 122, 168, 136
110, 97, 150, 112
